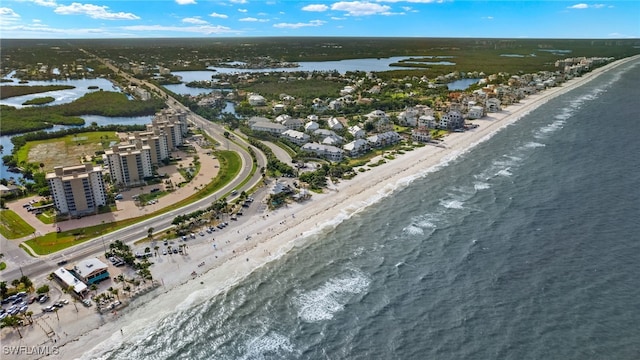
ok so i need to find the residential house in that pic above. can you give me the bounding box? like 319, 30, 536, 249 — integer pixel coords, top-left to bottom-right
304, 121, 320, 132
282, 117, 304, 130
348, 125, 366, 139
327, 117, 344, 131
248, 94, 266, 106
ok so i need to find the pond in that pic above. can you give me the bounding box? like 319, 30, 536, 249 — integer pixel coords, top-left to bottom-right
447, 78, 481, 91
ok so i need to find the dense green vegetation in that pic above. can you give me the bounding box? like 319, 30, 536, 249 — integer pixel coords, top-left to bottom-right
1, 91, 164, 135
22, 96, 55, 105
0, 85, 75, 99
2, 38, 638, 79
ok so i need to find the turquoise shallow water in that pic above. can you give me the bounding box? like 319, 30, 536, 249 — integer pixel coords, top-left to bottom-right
94, 59, 640, 360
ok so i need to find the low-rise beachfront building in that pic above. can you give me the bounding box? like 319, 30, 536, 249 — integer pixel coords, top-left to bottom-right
282, 130, 310, 145
250, 121, 287, 135
46, 163, 107, 217
367, 131, 402, 148
72, 258, 110, 285
486, 98, 502, 112
301, 143, 344, 162
467, 105, 485, 120
343, 138, 370, 157
412, 127, 432, 143
439, 111, 465, 130
418, 115, 438, 129
105, 143, 154, 187
52, 268, 89, 298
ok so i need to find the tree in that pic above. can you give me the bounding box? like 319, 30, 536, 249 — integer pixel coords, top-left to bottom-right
1, 315, 22, 338
147, 227, 154, 239
154, 245, 160, 257
90, 284, 98, 296
20, 275, 32, 289
111, 288, 119, 301
36, 284, 49, 294
0, 281, 7, 299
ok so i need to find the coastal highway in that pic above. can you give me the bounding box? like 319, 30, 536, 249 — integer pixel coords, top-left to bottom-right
0, 50, 268, 282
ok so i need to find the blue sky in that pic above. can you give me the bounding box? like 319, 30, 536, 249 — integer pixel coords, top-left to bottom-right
1, 1, 638, 39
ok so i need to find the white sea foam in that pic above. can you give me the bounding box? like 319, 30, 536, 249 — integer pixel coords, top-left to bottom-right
440, 199, 465, 209
522, 141, 546, 149
294, 270, 370, 323
240, 332, 296, 360
403, 224, 424, 235
473, 182, 491, 190
496, 168, 512, 177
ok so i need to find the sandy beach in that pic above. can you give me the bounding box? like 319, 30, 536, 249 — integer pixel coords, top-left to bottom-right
2, 56, 635, 360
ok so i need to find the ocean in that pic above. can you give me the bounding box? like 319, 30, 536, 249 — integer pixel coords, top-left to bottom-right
92, 59, 640, 359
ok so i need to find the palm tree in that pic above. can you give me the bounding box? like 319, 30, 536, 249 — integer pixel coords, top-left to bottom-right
90, 284, 98, 297
111, 288, 119, 301
154, 245, 160, 257
2, 315, 22, 338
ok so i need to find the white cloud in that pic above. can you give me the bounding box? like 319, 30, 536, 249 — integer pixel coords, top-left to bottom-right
183, 16, 208, 24
175, 0, 197, 5
209, 12, 228, 18
377, 0, 440, 2
568, 3, 606, 9
0, 7, 20, 18
54, 3, 140, 20
302, 4, 329, 12
331, 1, 391, 16
230, 0, 247, 3
238, 8, 248, 13
331, 16, 346, 20
273, 19, 325, 29
122, 24, 235, 35
31, 0, 58, 7
239, 17, 269, 22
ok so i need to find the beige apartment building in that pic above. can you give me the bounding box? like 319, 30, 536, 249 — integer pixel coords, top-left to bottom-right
46, 163, 107, 217
104, 143, 153, 187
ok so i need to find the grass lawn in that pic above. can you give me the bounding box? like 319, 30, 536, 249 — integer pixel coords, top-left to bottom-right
15, 131, 119, 172
0, 209, 36, 239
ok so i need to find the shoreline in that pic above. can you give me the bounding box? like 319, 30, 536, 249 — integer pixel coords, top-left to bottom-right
3, 56, 636, 359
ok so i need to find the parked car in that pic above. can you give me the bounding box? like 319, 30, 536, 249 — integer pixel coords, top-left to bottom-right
82, 299, 92, 307
38, 295, 50, 303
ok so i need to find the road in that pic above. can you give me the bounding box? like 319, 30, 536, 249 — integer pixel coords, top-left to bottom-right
0, 50, 268, 283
